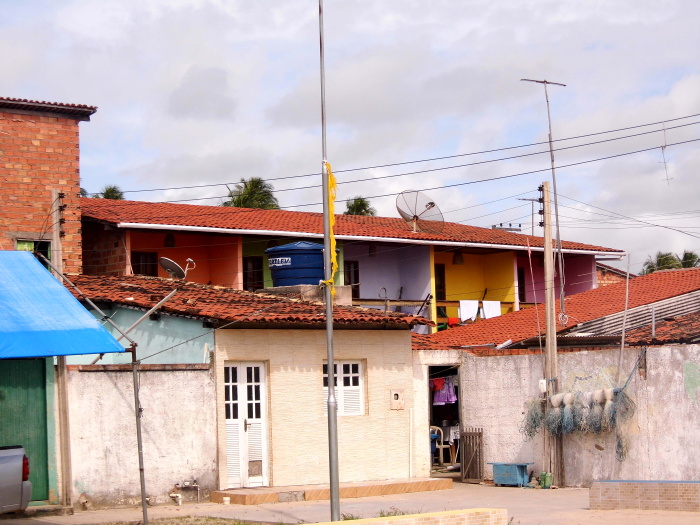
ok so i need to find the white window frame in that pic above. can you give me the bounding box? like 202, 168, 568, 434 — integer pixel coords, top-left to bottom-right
323, 360, 365, 416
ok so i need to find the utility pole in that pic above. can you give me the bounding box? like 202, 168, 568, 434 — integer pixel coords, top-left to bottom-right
521, 79, 566, 320
541, 181, 563, 486
518, 198, 539, 233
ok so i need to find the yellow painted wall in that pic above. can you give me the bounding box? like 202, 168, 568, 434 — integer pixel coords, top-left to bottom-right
434, 251, 516, 318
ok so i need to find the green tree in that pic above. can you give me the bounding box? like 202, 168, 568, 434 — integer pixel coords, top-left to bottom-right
97, 184, 125, 200
642, 251, 683, 274
344, 196, 376, 216
678, 250, 700, 269
79, 187, 88, 197
222, 178, 280, 209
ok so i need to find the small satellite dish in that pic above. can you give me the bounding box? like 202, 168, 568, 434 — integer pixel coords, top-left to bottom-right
396, 190, 444, 233
159, 257, 194, 279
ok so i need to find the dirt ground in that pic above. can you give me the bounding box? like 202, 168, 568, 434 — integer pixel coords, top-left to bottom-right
7, 481, 700, 525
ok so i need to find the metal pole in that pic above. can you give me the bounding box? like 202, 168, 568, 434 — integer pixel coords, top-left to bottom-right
521, 79, 566, 318
318, 0, 340, 520
129, 343, 149, 525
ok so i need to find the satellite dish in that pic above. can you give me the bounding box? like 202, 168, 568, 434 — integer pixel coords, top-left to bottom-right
396, 190, 444, 233
159, 257, 196, 280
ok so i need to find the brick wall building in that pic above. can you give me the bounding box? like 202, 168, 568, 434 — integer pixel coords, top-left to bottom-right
0, 97, 96, 273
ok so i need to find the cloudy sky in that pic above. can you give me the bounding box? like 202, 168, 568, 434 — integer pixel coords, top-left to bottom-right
3, 0, 699, 273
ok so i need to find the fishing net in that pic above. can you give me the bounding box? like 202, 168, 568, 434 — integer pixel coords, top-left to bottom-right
588, 403, 603, 433
615, 429, 630, 462
520, 398, 543, 440
614, 389, 636, 422
544, 406, 563, 435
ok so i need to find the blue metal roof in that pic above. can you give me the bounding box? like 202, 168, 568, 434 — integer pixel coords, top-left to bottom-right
0, 251, 125, 358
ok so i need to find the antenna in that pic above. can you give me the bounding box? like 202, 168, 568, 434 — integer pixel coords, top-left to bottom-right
159, 257, 195, 279
396, 190, 444, 233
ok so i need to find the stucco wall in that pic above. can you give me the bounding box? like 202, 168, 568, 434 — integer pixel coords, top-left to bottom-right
67, 366, 217, 507
457, 345, 700, 486
215, 329, 426, 487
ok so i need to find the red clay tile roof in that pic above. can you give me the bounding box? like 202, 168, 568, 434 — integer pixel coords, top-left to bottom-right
68, 274, 430, 328
0, 96, 97, 119
80, 198, 622, 254
625, 310, 700, 345
416, 268, 700, 350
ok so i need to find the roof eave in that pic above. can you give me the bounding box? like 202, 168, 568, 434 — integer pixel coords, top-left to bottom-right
112, 222, 624, 257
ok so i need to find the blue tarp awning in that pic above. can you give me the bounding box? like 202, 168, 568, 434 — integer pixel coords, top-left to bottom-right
0, 251, 126, 359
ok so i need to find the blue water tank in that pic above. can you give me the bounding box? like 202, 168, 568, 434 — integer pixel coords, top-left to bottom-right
265, 241, 325, 286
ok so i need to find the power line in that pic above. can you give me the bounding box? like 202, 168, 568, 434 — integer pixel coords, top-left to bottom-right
115, 114, 700, 196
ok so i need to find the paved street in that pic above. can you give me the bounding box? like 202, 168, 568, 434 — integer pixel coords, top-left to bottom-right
7, 481, 700, 525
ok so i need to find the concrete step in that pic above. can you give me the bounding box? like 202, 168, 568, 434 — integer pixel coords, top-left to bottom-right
211, 477, 452, 505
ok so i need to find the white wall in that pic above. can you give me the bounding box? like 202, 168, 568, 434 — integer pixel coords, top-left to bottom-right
456, 345, 700, 486
215, 329, 425, 487
67, 367, 217, 507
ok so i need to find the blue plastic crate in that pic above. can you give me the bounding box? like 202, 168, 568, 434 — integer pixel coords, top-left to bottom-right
488, 462, 533, 487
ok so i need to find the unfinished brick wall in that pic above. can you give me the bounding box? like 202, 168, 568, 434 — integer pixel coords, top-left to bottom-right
0, 104, 93, 273
81, 220, 128, 276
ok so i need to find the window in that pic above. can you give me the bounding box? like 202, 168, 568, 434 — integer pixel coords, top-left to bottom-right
518, 267, 526, 303
132, 252, 158, 276
343, 260, 360, 299
16, 240, 51, 267
434, 264, 446, 301
323, 360, 364, 416
243, 256, 264, 292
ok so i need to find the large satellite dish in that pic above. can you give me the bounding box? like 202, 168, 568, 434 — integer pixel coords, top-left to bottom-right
159, 257, 195, 280
396, 190, 444, 234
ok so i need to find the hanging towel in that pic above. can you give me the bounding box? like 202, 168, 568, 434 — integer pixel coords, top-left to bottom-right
459, 300, 479, 322
481, 301, 502, 319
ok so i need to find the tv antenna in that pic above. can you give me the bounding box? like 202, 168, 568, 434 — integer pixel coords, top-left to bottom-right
159, 257, 195, 279
396, 190, 444, 233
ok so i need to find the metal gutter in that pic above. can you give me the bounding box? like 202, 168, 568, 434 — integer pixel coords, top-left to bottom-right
116, 222, 624, 258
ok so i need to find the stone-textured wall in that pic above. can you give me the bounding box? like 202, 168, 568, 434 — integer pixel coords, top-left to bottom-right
215, 329, 422, 487
67, 366, 217, 507
458, 345, 700, 486
0, 110, 84, 273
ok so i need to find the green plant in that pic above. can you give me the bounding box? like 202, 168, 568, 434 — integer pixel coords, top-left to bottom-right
340, 512, 361, 520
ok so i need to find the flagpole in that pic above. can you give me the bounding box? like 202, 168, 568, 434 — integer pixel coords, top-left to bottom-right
318, 0, 340, 520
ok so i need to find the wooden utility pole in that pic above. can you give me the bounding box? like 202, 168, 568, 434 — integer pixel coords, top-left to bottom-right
542, 181, 563, 486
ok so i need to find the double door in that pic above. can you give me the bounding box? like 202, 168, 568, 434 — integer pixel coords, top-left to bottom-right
224, 362, 268, 488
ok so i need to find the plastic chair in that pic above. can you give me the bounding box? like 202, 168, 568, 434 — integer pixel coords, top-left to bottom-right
429, 426, 451, 465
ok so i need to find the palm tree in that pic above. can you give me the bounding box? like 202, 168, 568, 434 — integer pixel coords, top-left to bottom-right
641, 251, 682, 274
98, 185, 125, 200
222, 178, 280, 209
344, 196, 376, 216
678, 250, 700, 269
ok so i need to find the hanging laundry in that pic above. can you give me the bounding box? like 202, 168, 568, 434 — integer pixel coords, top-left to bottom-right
459, 300, 479, 322
433, 376, 457, 405
481, 301, 502, 319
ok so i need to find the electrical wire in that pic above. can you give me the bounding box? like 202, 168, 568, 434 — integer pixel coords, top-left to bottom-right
113, 114, 700, 196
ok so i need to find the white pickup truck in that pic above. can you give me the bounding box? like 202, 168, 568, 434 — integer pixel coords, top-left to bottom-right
0, 446, 32, 514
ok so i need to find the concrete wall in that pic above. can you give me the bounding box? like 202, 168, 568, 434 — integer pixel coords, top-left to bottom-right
215, 329, 426, 487
0, 110, 85, 273
456, 345, 700, 486
343, 243, 431, 303
516, 253, 597, 303
67, 365, 217, 507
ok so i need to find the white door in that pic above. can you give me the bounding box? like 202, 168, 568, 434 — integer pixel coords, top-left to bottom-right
224, 362, 269, 488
